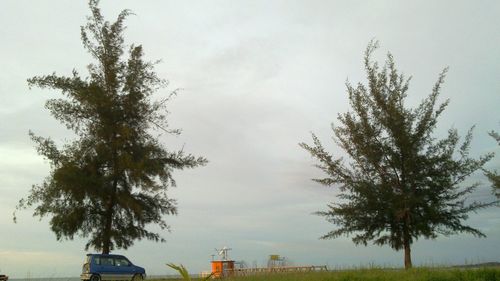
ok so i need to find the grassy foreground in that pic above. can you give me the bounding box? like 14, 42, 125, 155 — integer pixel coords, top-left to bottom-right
221, 268, 500, 281
153, 268, 500, 281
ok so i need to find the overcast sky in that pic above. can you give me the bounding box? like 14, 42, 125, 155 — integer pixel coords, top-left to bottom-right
1, 0, 499, 278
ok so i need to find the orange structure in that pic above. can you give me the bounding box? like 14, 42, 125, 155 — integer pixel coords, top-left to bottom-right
211, 260, 235, 278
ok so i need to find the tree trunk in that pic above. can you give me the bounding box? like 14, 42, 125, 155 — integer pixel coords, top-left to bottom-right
403, 237, 412, 269
103, 140, 120, 254
402, 204, 413, 269
102, 178, 118, 254
102, 199, 114, 254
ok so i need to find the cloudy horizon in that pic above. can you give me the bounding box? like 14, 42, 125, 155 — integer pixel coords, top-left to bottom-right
1, 0, 499, 278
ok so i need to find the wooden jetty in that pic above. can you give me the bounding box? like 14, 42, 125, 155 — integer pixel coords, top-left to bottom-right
230, 265, 327, 276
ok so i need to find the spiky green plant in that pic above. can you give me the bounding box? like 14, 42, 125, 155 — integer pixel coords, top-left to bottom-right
167, 263, 213, 281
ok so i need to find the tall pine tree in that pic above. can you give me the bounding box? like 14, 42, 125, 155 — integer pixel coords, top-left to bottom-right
300, 41, 494, 269
15, 0, 207, 254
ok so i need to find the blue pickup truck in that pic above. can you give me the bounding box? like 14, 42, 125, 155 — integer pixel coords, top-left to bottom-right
80, 254, 146, 281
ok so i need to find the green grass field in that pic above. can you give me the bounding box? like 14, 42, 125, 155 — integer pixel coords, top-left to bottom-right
152, 268, 500, 281
223, 268, 500, 281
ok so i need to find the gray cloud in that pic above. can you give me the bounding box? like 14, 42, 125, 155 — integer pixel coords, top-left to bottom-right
0, 0, 499, 278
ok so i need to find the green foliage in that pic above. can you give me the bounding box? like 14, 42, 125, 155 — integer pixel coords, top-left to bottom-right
150, 267, 500, 281
300, 41, 494, 268
484, 130, 500, 201
166, 263, 191, 281
166, 263, 213, 281
214, 268, 500, 281
15, 0, 207, 253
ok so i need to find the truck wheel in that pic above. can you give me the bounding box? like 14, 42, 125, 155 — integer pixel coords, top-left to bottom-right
132, 274, 143, 281
90, 275, 100, 281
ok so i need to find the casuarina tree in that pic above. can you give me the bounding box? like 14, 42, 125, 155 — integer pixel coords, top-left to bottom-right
484, 130, 500, 201
15, 0, 207, 254
300, 41, 494, 269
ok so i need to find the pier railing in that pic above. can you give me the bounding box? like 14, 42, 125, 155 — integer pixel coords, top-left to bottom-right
201, 265, 328, 278
229, 265, 327, 276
